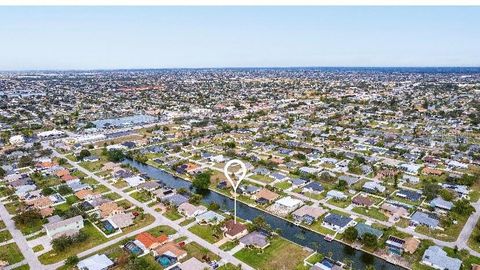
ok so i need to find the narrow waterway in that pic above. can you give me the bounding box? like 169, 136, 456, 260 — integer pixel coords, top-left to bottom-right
125, 159, 404, 270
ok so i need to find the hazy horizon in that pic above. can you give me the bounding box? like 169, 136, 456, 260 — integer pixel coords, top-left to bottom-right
0, 6, 479, 70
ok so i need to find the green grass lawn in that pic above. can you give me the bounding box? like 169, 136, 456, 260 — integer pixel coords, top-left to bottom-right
183, 241, 220, 262
0, 220, 5, 229
4, 201, 25, 215
234, 237, 310, 270
415, 214, 467, 242
79, 160, 106, 172
0, 243, 25, 264
38, 220, 106, 264
274, 181, 292, 190
0, 229, 13, 241
32, 244, 44, 252
220, 240, 239, 251
71, 170, 87, 178
188, 224, 223, 244
217, 263, 242, 270
116, 199, 133, 209
250, 174, 274, 184
55, 202, 71, 212
147, 225, 177, 236
352, 207, 388, 221
65, 195, 79, 205
11, 264, 30, 270
179, 218, 195, 226
309, 221, 336, 236
164, 207, 182, 221
82, 177, 99, 185
130, 190, 153, 203
103, 192, 122, 201
305, 252, 324, 264
113, 180, 128, 188
93, 184, 110, 193
327, 198, 351, 208
38, 214, 154, 265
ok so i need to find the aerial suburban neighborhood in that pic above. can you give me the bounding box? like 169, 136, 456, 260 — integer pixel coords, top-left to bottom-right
0, 67, 479, 270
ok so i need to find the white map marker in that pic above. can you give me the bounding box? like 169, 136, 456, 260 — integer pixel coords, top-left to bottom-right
224, 159, 247, 223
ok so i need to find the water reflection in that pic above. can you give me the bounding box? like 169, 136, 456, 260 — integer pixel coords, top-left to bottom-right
125, 159, 404, 270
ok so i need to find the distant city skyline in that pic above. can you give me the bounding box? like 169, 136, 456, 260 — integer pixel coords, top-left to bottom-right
0, 6, 479, 70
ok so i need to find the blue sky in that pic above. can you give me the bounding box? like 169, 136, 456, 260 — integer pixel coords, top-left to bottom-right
0, 6, 479, 70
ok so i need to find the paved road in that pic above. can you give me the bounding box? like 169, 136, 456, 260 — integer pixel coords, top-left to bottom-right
50, 149, 254, 270
286, 188, 480, 257
181, 148, 480, 257
0, 203, 43, 269
456, 201, 480, 253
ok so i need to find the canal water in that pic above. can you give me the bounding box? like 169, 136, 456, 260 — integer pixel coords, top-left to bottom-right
125, 159, 404, 270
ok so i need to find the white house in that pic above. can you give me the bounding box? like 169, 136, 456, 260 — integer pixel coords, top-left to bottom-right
77, 254, 114, 270
124, 175, 145, 187
9, 135, 25, 145
273, 196, 303, 212
44, 215, 84, 239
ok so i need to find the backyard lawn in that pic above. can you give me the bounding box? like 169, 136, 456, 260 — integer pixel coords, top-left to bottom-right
0, 243, 25, 264
352, 207, 388, 221
234, 237, 311, 270
147, 225, 177, 236
130, 190, 153, 203
38, 214, 154, 264
220, 240, 239, 251
0, 230, 13, 242
183, 241, 220, 262
274, 181, 292, 190
250, 174, 274, 184
164, 207, 182, 221
188, 224, 223, 244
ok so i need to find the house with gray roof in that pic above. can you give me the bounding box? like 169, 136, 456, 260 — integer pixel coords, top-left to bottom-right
163, 194, 189, 207
239, 231, 269, 249
338, 175, 360, 186
363, 181, 386, 194
421, 245, 461, 270
410, 211, 439, 228
430, 197, 454, 211
195, 210, 225, 225
322, 213, 354, 232
354, 223, 383, 239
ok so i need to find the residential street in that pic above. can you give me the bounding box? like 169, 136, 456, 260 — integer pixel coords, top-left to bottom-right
0, 203, 43, 269
49, 148, 255, 270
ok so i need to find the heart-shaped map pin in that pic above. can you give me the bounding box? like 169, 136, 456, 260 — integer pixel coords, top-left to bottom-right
223, 159, 247, 223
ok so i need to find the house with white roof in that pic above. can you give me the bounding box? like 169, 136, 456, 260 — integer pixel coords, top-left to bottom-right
327, 190, 347, 200
77, 254, 114, 270
124, 175, 145, 187
274, 196, 303, 212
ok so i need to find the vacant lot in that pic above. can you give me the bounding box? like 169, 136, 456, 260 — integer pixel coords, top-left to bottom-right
234, 237, 310, 270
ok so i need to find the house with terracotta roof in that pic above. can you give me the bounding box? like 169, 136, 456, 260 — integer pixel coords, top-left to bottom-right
55, 169, 70, 178
422, 167, 443, 176
75, 189, 100, 200
252, 188, 279, 204
153, 242, 187, 260
136, 232, 169, 249
26, 196, 53, 209
40, 207, 54, 218
223, 220, 248, 240
61, 174, 79, 182
35, 161, 57, 171
98, 201, 124, 218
